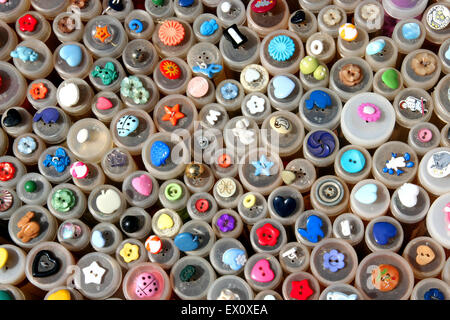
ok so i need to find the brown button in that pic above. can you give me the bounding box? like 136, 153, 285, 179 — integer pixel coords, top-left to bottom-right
17, 211, 40, 243
58, 17, 76, 34
411, 52, 437, 76
339, 64, 362, 86
70, 0, 88, 9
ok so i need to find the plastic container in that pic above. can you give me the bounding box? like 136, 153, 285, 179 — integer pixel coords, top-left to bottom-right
122, 39, 158, 75
282, 158, 317, 193
89, 57, 126, 93
278, 242, 310, 274
303, 129, 340, 168
11, 39, 52, 80
237, 192, 268, 225
219, 27, 260, 72
319, 283, 365, 300
148, 237, 180, 270
408, 123, 441, 156
373, 68, 404, 101
122, 262, 171, 300
267, 74, 303, 112
426, 192, 450, 249
299, 88, 342, 131
0, 62, 27, 114
0, 0, 30, 24
90, 222, 123, 255
192, 14, 223, 44
144, 0, 174, 20
207, 275, 254, 300
30, 0, 68, 19
216, 0, 246, 28
152, 17, 194, 59
249, 219, 287, 255
281, 271, 321, 300
332, 213, 365, 246
392, 19, 426, 54
421, 3, 450, 44
317, 5, 347, 38
124, 9, 154, 40
119, 207, 152, 240
401, 49, 441, 91
209, 237, 247, 275
364, 37, 398, 72
15, 11, 51, 42
15, 173, 50, 206
0, 244, 27, 285
390, 183, 430, 224
91, 91, 122, 124
288, 9, 317, 43
32, 107, 72, 145
305, 32, 335, 64
334, 145, 372, 185
246, 0, 289, 38
432, 74, 450, 124
151, 208, 183, 239
337, 26, 369, 58
354, 0, 384, 33
0, 188, 22, 221
53, 42, 92, 80
1, 107, 32, 138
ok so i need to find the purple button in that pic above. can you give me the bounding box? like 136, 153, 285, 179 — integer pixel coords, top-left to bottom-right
33, 107, 60, 124
307, 131, 335, 158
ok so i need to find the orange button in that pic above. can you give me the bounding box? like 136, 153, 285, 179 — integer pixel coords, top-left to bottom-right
217, 154, 231, 168
158, 20, 185, 46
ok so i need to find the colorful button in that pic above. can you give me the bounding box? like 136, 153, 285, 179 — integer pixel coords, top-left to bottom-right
206, 109, 221, 125
366, 39, 385, 55
397, 183, 419, 208
251, 155, 274, 176
243, 194, 256, 209
426, 5, 449, 30
120, 76, 149, 105
159, 20, 185, 46
187, 77, 209, 98
417, 128, 433, 143
216, 178, 236, 198
424, 288, 444, 300
273, 196, 296, 218
339, 23, 358, 41
43, 148, 71, 173
339, 63, 362, 86
200, 19, 218, 36
322, 8, 342, 26
59, 44, 82, 68
256, 223, 280, 246
135, 272, 159, 298
0, 162, 15, 182
411, 52, 437, 76
91, 230, 106, 248
381, 69, 399, 90
145, 235, 163, 254
415, 245, 435, 266
128, 19, 143, 33
373, 222, 397, 245
132, 174, 152, 196
402, 22, 420, 40
10, 46, 39, 62
60, 222, 82, 240
19, 14, 38, 32
0, 247, 8, 269
383, 152, 415, 176
340, 149, 365, 173
323, 249, 345, 272
17, 136, 37, 155
58, 82, 79, 108
162, 104, 185, 126
95, 189, 121, 214
93, 25, 112, 43
17, 211, 40, 243
29, 82, 48, 100
305, 90, 332, 110
298, 215, 324, 243
2, 109, 21, 127
222, 248, 246, 271
358, 103, 381, 122
32, 250, 60, 278
52, 189, 76, 213
117, 115, 139, 137
150, 141, 170, 167
70, 161, 89, 179
371, 264, 399, 292
185, 163, 204, 179
268, 35, 295, 62
290, 279, 313, 300
251, 0, 276, 13
0, 190, 13, 212
174, 232, 199, 251
216, 213, 236, 232
91, 62, 118, 86
217, 153, 231, 168
354, 183, 378, 205
0, 291, 12, 300
24, 180, 37, 193
251, 259, 274, 282
160, 60, 181, 80
220, 82, 238, 100
272, 75, 295, 99
195, 198, 209, 213
82, 261, 106, 285
180, 265, 196, 282
96, 96, 113, 110
192, 63, 223, 79
119, 243, 140, 263
179, 0, 194, 7
58, 16, 76, 34
165, 183, 182, 201
47, 289, 71, 300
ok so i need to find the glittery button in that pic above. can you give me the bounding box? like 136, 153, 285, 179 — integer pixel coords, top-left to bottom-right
426, 5, 450, 30
51, 189, 76, 213
159, 20, 185, 46
268, 35, 295, 62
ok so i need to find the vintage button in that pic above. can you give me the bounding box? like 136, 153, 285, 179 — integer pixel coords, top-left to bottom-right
47, 289, 71, 300
19, 14, 38, 32
32, 250, 60, 278
339, 64, 362, 86
200, 19, 218, 36
272, 75, 295, 99
52, 189, 76, 213
307, 131, 335, 158
217, 153, 231, 168
256, 223, 280, 246
107, 149, 127, 167
290, 279, 313, 300
29, 82, 48, 100
185, 163, 205, 179
160, 59, 181, 80
43, 148, 71, 173
366, 39, 385, 56
10, 47, 39, 62
82, 261, 106, 285
243, 194, 256, 209
59, 44, 82, 68
417, 128, 433, 143
252, 155, 274, 176
216, 213, 236, 232
339, 23, 357, 41
0, 162, 15, 182
373, 222, 397, 245
281, 170, 296, 185
117, 115, 139, 137
187, 77, 209, 98
121, 215, 140, 233
397, 183, 419, 208
159, 20, 185, 46
93, 25, 112, 43
251, 0, 276, 13
3, 109, 21, 127
269, 116, 291, 134
17, 211, 40, 243
179, 265, 196, 282
128, 19, 143, 33
119, 243, 140, 263
70, 161, 89, 179
145, 235, 162, 254
216, 178, 236, 198
273, 196, 296, 217
426, 5, 449, 30
197, 135, 209, 149
323, 249, 345, 272
95, 189, 121, 214
340, 149, 366, 173
135, 272, 159, 298
58, 16, 76, 33
315, 178, 344, 206
24, 180, 37, 193
268, 35, 295, 62
416, 245, 435, 266
195, 198, 209, 213
381, 69, 399, 90
361, 3, 380, 22
58, 82, 79, 108
322, 8, 342, 26
132, 174, 152, 196
426, 151, 450, 178
60, 222, 82, 240
157, 213, 174, 230
251, 259, 274, 282
371, 264, 399, 292
174, 232, 199, 251
402, 22, 420, 40
298, 215, 324, 243
151, 141, 170, 167
18, 136, 37, 155
91, 62, 119, 86
220, 82, 238, 100
0, 247, 8, 269
222, 248, 246, 271
354, 183, 378, 205
0, 190, 13, 212
162, 104, 185, 126
165, 183, 182, 201
411, 52, 437, 76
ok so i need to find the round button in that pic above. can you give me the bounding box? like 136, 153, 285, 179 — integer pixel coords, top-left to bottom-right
243, 194, 256, 209
0, 189, 13, 212
52, 188, 76, 213
195, 199, 210, 213
417, 128, 433, 143
165, 183, 183, 201
24, 181, 37, 193
0, 162, 15, 182
216, 178, 236, 198
217, 154, 231, 168
315, 178, 344, 206
340, 149, 366, 173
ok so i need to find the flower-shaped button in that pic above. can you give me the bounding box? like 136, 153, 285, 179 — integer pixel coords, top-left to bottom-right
256, 223, 280, 246
220, 82, 238, 100
119, 243, 140, 263
29, 82, 48, 100
339, 64, 362, 86
246, 95, 265, 114
268, 35, 295, 62
51, 188, 76, 213
323, 249, 345, 272
120, 76, 149, 105
159, 20, 185, 46
0, 162, 15, 182
411, 52, 437, 76
43, 148, 71, 173
217, 214, 236, 232
17, 136, 37, 155
58, 16, 76, 34
358, 103, 381, 122
290, 279, 313, 300
19, 14, 38, 32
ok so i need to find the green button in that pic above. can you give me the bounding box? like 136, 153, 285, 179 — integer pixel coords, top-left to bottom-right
24, 180, 37, 193
152, 0, 164, 6
51, 188, 76, 213
165, 183, 182, 201
0, 290, 13, 300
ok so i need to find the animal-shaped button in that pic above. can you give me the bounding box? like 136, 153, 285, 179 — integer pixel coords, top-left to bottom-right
33, 108, 60, 124
116, 115, 139, 137
10, 47, 39, 62
298, 215, 324, 243
305, 90, 332, 110
17, 211, 40, 243
91, 62, 118, 86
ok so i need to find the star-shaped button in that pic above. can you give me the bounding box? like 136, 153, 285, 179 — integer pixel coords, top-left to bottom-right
94, 25, 111, 43
290, 279, 313, 300
251, 155, 274, 176
161, 104, 185, 126
82, 261, 106, 285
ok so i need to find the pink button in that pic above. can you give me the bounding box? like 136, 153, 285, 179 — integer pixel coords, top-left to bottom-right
187, 77, 209, 98
417, 128, 432, 142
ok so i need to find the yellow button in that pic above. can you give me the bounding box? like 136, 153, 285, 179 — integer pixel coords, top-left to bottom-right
243, 194, 256, 209
119, 243, 140, 263
157, 213, 174, 230
47, 289, 71, 300
0, 248, 8, 269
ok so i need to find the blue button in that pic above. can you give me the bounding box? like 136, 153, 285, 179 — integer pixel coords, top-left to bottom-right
174, 232, 199, 251
128, 19, 144, 33
372, 222, 397, 245
340, 149, 366, 173
200, 19, 218, 36
402, 22, 420, 40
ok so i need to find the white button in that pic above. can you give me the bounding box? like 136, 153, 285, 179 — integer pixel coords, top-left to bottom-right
82, 261, 106, 285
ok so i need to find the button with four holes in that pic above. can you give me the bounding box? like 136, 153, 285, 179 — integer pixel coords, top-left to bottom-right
315, 178, 344, 206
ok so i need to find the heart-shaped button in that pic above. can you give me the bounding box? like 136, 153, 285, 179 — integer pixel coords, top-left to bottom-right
91, 230, 106, 248
250, 259, 275, 283
96, 96, 113, 110
157, 213, 174, 230
59, 44, 82, 68
354, 183, 378, 205
273, 196, 297, 217
372, 222, 397, 245
95, 189, 121, 214
272, 75, 295, 99
132, 174, 152, 196
3, 109, 22, 127
32, 250, 60, 278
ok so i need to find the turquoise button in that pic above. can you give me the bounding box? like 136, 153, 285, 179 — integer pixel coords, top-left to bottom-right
340, 149, 365, 173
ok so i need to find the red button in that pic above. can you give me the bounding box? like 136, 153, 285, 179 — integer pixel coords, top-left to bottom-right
195, 199, 209, 213
19, 14, 38, 32
290, 279, 313, 300
256, 223, 280, 246
251, 0, 276, 13
0, 162, 16, 182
